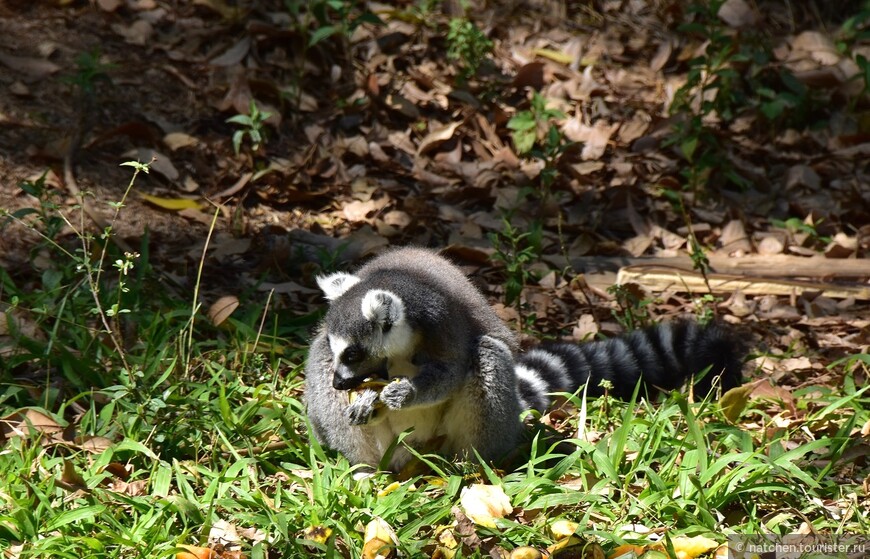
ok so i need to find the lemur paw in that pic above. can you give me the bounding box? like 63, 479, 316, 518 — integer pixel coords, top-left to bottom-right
346, 389, 380, 425
379, 377, 415, 410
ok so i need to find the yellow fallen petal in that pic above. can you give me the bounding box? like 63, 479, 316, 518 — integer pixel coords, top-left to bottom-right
670, 535, 718, 559
548, 536, 605, 559
510, 546, 544, 559
550, 519, 580, 539
608, 543, 645, 559
377, 481, 402, 497
433, 525, 460, 559
302, 525, 332, 544
362, 517, 398, 559
459, 484, 512, 529
176, 545, 215, 559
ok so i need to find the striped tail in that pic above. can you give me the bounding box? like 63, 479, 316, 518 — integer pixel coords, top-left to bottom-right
515, 320, 744, 410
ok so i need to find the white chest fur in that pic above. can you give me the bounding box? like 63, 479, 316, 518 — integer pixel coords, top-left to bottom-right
359, 403, 446, 470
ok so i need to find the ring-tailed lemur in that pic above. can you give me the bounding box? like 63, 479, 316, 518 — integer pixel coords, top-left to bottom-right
304, 247, 743, 470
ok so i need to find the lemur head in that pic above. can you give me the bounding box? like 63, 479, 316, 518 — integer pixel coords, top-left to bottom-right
316, 272, 417, 390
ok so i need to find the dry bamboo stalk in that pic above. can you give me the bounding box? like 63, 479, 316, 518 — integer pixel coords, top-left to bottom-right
616, 266, 870, 300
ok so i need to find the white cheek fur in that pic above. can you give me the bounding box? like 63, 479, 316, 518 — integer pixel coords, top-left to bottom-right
383, 318, 415, 358
328, 335, 351, 367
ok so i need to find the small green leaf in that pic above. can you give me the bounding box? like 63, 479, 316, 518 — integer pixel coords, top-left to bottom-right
11, 208, 39, 220
512, 129, 536, 155
120, 160, 150, 172
232, 130, 244, 155
719, 383, 754, 422
354, 11, 383, 26
507, 112, 536, 131
761, 99, 785, 120
309, 25, 339, 46
681, 136, 698, 162
44, 505, 107, 532
226, 114, 254, 126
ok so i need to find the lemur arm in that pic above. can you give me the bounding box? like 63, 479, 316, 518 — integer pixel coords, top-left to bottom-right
379, 335, 514, 410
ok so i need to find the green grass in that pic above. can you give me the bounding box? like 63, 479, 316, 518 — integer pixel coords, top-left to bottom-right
1, 360, 867, 558
1, 170, 868, 559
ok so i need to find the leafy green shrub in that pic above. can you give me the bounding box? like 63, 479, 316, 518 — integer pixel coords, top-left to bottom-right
507, 92, 569, 196
446, 17, 493, 81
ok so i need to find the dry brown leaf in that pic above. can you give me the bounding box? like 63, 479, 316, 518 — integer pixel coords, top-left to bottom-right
758, 235, 784, 255
214, 172, 252, 199
209, 519, 242, 546
178, 208, 217, 226
824, 234, 857, 258
96, 0, 122, 11
192, 0, 239, 18
208, 295, 239, 326
211, 37, 251, 67
784, 164, 821, 190
723, 290, 755, 317
649, 39, 673, 72
10, 81, 30, 96
717, 0, 758, 28
1, 409, 63, 441
562, 117, 618, 160
163, 132, 199, 151
343, 196, 390, 222
790, 31, 841, 66
78, 435, 113, 453
61, 459, 88, 491
382, 210, 411, 228
417, 121, 462, 155
513, 61, 546, 89
103, 462, 131, 480
128, 0, 157, 9
719, 219, 752, 254
623, 235, 653, 257
617, 113, 650, 145
112, 479, 148, 496
569, 161, 605, 176
0, 307, 43, 357
385, 93, 421, 119
111, 19, 153, 45
217, 66, 253, 115
388, 130, 417, 154
573, 314, 599, 341
0, 52, 61, 78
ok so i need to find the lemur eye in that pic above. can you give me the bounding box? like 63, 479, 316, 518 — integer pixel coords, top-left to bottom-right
382, 322, 392, 334
341, 346, 365, 365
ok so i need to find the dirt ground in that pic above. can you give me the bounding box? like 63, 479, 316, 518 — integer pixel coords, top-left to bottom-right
1, 1, 869, 384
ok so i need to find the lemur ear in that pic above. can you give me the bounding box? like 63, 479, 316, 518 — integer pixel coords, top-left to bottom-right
316, 272, 361, 301
361, 289, 405, 327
